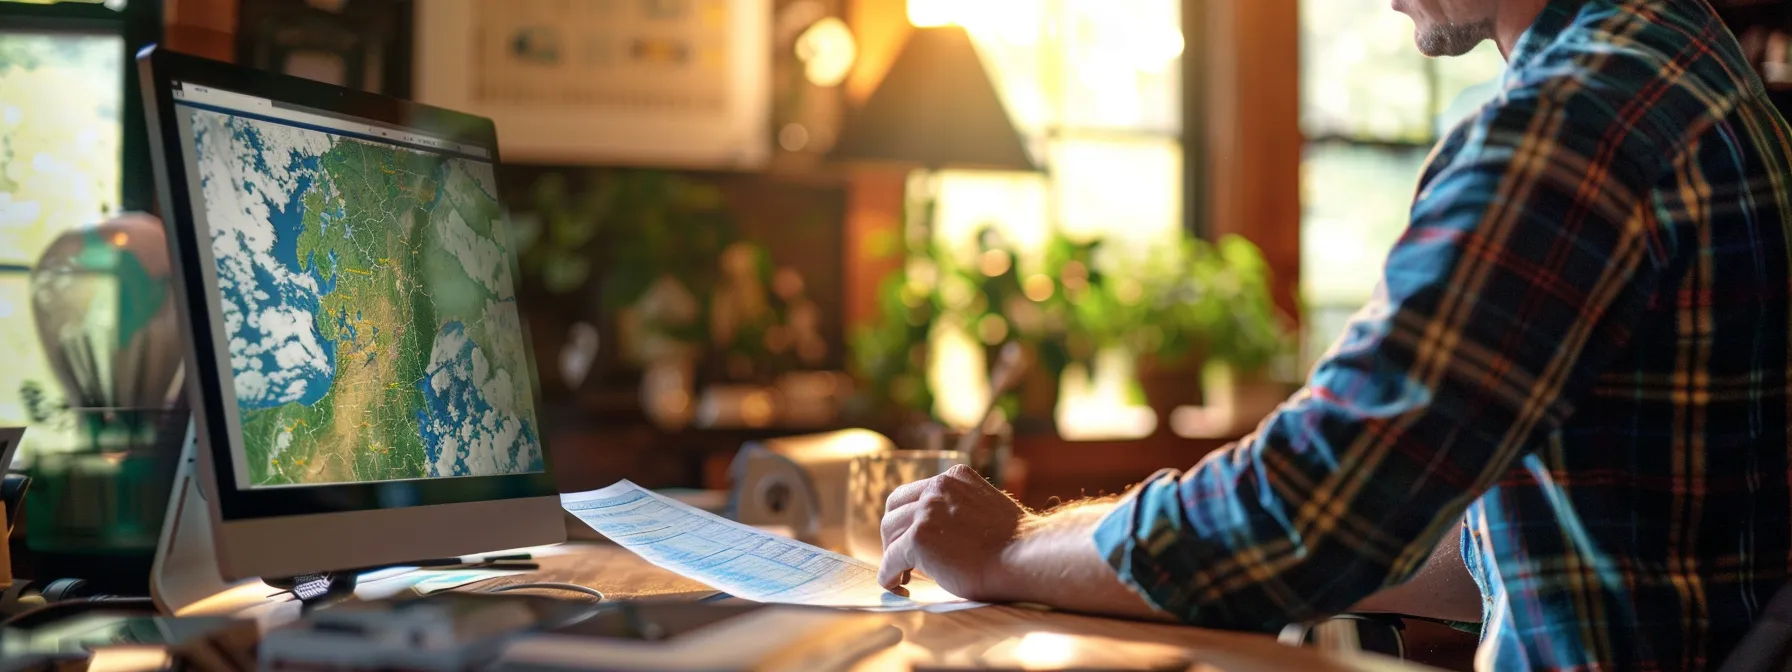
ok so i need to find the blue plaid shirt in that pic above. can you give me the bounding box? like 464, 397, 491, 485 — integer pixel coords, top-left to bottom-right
1095, 1, 1792, 668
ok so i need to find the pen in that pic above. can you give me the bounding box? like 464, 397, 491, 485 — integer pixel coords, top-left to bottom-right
412, 552, 534, 567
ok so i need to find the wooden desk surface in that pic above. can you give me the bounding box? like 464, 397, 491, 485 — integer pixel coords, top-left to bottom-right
477, 543, 1440, 672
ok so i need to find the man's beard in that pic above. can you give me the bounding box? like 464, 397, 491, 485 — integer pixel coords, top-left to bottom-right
1416, 19, 1494, 57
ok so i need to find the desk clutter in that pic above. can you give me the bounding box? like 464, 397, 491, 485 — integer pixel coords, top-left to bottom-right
0, 593, 1255, 672
0, 611, 258, 671
0, 523, 1432, 672
0, 594, 900, 672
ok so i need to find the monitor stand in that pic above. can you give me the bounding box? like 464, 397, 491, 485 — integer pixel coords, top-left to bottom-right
150, 423, 479, 617
150, 421, 251, 615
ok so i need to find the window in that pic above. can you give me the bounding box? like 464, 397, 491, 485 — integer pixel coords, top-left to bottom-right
909, 0, 1185, 438
1299, 0, 1504, 365
0, 0, 156, 460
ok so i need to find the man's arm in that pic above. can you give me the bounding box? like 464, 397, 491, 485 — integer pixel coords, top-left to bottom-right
875, 466, 1158, 615
988, 500, 1169, 620
873, 477, 1166, 620
1000, 505, 1486, 623
885, 481, 1484, 624
1347, 528, 1482, 623
1081, 89, 1669, 630
880, 83, 1669, 629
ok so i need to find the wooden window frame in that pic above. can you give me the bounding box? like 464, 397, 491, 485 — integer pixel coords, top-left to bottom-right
1193, 0, 1302, 321
1, 0, 162, 216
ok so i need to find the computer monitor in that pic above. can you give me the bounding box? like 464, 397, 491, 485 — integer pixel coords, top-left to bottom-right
137, 47, 564, 600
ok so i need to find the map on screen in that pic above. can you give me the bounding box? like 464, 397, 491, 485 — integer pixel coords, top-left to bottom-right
186, 107, 542, 488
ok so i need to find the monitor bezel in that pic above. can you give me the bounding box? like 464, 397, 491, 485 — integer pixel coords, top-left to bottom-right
138, 46, 560, 522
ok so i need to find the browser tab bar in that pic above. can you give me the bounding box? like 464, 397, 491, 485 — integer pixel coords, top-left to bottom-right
171, 80, 492, 161
175, 84, 274, 113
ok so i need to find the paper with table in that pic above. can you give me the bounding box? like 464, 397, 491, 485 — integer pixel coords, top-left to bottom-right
563, 481, 981, 612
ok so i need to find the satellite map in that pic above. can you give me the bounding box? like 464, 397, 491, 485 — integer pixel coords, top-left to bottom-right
187, 107, 543, 487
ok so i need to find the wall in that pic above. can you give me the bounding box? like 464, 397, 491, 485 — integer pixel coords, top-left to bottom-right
164, 0, 236, 60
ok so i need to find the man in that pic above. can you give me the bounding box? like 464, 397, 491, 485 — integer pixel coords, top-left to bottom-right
877, 0, 1792, 668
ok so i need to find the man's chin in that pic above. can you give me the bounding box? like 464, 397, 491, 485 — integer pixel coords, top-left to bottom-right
1415, 23, 1490, 57
1414, 31, 1449, 57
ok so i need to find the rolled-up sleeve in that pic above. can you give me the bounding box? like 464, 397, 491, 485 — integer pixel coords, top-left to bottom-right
1093, 83, 1669, 632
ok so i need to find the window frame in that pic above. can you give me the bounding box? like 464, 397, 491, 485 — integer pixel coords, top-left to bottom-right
0, 1, 162, 445
1296, 24, 1504, 363
0, 0, 163, 215
962, 0, 1196, 247
1182, 0, 1207, 238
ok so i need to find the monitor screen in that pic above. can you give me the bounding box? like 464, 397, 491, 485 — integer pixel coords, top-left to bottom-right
167, 81, 543, 490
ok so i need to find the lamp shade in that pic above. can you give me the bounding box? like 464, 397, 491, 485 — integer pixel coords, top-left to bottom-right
830, 26, 1041, 172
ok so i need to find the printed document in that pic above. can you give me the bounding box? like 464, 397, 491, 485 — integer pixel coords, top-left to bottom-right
563, 481, 976, 611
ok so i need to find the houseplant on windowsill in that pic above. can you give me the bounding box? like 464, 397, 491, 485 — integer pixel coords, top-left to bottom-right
1141, 235, 1298, 438
850, 225, 1295, 439
849, 224, 1071, 430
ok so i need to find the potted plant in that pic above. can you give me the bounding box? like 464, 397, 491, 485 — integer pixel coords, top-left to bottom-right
1141, 235, 1296, 437
847, 198, 946, 426
851, 222, 1296, 439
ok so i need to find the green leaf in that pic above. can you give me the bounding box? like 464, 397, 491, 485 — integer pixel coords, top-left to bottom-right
601, 259, 659, 310
670, 178, 727, 211
542, 255, 591, 294
509, 212, 543, 253
533, 172, 569, 209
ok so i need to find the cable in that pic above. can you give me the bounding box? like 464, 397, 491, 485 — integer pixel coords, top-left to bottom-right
2, 597, 157, 628
482, 582, 605, 601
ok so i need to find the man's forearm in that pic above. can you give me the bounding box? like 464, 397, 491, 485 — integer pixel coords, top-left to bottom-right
988, 501, 1170, 621
988, 498, 1486, 626
1348, 528, 1484, 623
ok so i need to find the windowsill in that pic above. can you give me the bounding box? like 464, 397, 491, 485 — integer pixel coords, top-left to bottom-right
1168, 405, 1253, 440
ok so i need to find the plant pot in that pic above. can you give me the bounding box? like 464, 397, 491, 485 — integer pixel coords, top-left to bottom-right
1169, 361, 1294, 438
1016, 343, 1060, 433
1137, 353, 1202, 425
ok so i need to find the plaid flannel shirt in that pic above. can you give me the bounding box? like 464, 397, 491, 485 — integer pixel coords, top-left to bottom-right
1094, 0, 1792, 668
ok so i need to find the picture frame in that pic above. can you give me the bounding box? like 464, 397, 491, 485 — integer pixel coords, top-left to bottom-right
414, 0, 771, 168
237, 0, 416, 97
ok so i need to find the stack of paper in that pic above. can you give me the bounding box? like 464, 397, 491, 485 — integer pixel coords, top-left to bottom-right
562, 481, 978, 612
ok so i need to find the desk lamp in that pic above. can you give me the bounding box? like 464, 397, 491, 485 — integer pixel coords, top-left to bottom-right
829, 25, 1041, 238
829, 24, 1040, 430
829, 23, 1042, 237
829, 25, 1039, 175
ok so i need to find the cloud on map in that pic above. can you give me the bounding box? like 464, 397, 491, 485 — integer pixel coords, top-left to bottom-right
436, 208, 513, 297
191, 109, 336, 409
456, 159, 501, 203
419, 321, 541, 478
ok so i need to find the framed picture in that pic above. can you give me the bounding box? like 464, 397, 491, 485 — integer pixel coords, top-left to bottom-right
415, 0, 771, 168
237, 0, 415, 97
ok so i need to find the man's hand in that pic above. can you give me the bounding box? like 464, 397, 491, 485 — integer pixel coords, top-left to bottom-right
876, 466, 1169, 622
877, 464, 1034, 600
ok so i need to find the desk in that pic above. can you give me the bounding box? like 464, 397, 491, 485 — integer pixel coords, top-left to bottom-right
474, 543, 1440, 672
